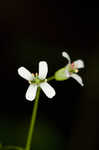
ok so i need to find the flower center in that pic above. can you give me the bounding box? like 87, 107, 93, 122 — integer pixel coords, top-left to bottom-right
29, 73, 46, 85
68, 63, 79, 74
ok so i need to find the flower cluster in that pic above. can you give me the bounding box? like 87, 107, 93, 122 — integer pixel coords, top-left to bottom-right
18, 51, 84, 101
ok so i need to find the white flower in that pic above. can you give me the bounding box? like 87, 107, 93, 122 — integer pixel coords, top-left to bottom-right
18, 61, 56, 101
62, 51, 84, 86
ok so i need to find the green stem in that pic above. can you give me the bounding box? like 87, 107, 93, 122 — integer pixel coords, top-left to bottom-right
4, 145, 23, 150
47, 76, 55, 82
25, 87, 40, 150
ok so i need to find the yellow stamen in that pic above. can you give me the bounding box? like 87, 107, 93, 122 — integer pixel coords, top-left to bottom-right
32, 73, 34, 77
75, 69, 78, 73
35, 73, 38, 76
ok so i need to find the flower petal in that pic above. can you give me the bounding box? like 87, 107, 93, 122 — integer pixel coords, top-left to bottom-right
73, 60, 84, 69
39, 61, 48, 79
26, 84, 37, 101
18, 67, 33, 81
71, 73, 84, 86
62, 51, 71, 64
40, 82, 56, 98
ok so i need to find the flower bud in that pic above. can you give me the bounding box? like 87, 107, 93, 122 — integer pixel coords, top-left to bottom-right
54, 67, 68, 81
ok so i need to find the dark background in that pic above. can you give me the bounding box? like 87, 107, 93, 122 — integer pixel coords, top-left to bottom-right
0, 0, 99, 150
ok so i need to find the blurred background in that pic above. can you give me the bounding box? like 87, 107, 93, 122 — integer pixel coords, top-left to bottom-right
0, 0, 99, 150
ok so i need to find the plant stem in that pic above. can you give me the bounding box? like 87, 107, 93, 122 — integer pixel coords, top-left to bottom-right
47, 76, 55, 82
4, 145, 23, 150
25, 87, 40, 150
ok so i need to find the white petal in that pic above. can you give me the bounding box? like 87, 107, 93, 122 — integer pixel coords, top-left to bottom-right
18, 67, 33, 81
62, 51, 71, 64
73, 60, 84, 69
40, 82, 56, 98
39, 61, 48, 79
26, 84, 37, 101
71, 74, 84, 86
